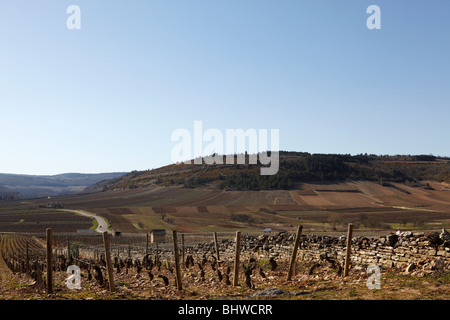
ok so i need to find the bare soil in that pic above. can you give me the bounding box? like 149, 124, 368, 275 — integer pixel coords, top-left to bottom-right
1, 254, 449, 301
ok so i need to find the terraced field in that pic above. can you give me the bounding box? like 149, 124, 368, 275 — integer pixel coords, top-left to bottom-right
0, 205, 93, 234
0, 233, 43, 254
1, 181, 449, 235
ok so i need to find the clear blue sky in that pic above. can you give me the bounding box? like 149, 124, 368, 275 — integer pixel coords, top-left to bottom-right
1, 1, 449, 175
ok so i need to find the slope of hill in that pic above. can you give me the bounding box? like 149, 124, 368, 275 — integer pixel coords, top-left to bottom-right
0, 172, 127, 199
97, 152, 450, 191
0, 185, 19, 200
30, 179, 449, 234
22, 152, 446, 235
2, 152, 450, 235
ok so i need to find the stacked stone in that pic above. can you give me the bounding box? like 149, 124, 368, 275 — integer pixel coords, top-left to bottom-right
184, 229, 450, 272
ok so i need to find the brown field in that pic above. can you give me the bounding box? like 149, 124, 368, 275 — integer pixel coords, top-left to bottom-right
0, 205, 92, 234
0, 180, 449, 235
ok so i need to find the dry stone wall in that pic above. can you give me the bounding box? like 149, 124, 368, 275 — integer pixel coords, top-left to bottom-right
187, 229, 450, 273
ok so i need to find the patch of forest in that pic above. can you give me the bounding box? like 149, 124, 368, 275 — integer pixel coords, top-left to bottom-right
104, 152, 450, 191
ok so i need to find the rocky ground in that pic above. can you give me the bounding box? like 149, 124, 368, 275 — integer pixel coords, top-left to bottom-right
1, 254, 449, 301
1, 229, 449, 301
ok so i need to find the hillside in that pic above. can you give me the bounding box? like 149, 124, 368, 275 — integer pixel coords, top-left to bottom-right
2, 152, 450, 235
98, 152, 450, 191
0, 172, 127, 199
0, 185, 19, 201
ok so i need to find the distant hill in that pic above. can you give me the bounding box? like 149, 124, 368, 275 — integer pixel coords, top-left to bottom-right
96, 152, 450, 192
6, 152, 450, 235
0, 172, 127, 199
0, 185, 20, 200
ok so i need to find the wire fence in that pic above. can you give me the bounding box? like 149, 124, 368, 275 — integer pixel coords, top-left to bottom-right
10, 231, 274, 259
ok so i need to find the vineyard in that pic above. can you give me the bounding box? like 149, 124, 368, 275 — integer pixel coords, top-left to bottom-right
0, 233, 43, 254
0, 229, 350, 300
1, 229, 450, 300
0, 230, 300, 300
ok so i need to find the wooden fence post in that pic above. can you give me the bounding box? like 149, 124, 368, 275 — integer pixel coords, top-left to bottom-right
286, 225, 303, 281
343, 223, 353, 277
25, 241, 30, 271
213, 232, 220, 262
46, 228, 53, 294
102, 231, 115, 292
172, 230, 182, 290
181, 233, 185, 270
233, 231, 241, 286
67, 237, 70, 259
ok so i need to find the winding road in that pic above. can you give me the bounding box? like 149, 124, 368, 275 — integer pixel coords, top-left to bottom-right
61, 209, 113, 235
